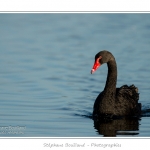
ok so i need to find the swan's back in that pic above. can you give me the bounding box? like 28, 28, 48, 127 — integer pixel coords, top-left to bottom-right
116, 84, 141, 116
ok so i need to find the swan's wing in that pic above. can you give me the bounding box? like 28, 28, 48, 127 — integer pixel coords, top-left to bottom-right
116, 84, 139, 102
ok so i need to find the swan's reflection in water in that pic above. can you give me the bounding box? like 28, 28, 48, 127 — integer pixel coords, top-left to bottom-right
93, 117, 141, 137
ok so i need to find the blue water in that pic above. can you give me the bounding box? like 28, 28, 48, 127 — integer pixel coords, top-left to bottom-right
0, 13, 150, 137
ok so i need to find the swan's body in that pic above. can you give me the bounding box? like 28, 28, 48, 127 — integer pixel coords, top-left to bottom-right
91, 50, 141, 119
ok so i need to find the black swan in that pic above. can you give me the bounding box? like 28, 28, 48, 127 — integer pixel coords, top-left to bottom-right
91, 50, 141, 119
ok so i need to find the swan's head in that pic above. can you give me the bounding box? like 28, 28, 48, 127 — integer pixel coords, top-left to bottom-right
91, 50, 114, 74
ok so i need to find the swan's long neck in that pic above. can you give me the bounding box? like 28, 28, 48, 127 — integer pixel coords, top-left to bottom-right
103, 59, 117, 96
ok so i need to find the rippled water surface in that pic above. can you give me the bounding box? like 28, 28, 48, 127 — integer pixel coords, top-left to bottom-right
0, 13, 150, 137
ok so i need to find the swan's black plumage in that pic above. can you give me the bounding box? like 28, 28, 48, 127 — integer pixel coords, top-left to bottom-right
91, 50, 141, 119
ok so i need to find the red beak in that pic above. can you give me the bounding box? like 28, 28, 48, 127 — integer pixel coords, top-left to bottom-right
91, 57, 101, 74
